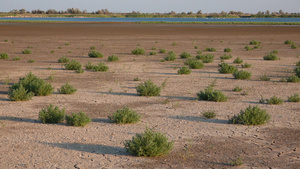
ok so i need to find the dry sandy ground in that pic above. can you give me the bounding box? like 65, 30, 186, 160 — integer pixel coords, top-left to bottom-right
0, 23, 299, 169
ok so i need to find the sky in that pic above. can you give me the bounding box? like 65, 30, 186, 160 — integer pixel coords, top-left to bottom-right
1, 0, 299, 14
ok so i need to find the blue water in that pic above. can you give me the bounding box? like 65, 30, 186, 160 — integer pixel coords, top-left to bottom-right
0, 17, 300, 23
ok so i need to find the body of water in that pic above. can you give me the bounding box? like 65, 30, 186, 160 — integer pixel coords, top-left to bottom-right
0, 17, 300, 23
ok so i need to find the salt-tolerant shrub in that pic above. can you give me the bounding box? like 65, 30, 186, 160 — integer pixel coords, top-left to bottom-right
220, 54, 232, 60
8, 84, 34, 101
88, 50, 103, 58
58, 83, 77, 94
75, 68, 84, 73
202, 110, 216, 119
172, 42, 177, 46
233, 57, 243, 64
196, 54, 214, 63
263, 53, 279, 60
149, 51, 157, 55
12, 57, 21, 61
164, 51, 176, 61
204, 47, 216, 52
232, 86, 242, 92
218, 63, 237, 74
178, 66, 191, 75
241, 62, 252, 68
0, 52, 9, 59
132, 48, 145, 55
107, 55, 119, 62
22, 49, 31, 54
159, 48, 166, 53
65, 60, 82, 70
184, 58, 204, 69
85, 62, 109, 72
58, 56, 70, 63
228, 105, 271, 125
270, 50, 278, 54
108, 107, 141, 124
136, 79, 161, 96
39, 104, 65, 124
245, 45, 253, 51
90, 46, 96, 50
197, 86, 228, 102
28, 59, 35, 63
296, 61, 300, 66
288, 94, 300, 102
260, 75, 270, 81
295, 67, 300, 77
65, 111, 91, 127
284, 40, 293, 45
286, 74, 300, 82
267, 96, 284, 105
124, 128, 173, 157
233, 70, 251, 80
224, 48, 232, 52
249, 40, 261, 45
179, 52, 192, 59
291, 44, 298, 49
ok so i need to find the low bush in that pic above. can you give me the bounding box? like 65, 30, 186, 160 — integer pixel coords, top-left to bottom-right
220, 54, 232, 60
149, 51, 157, 55
230, 157, 243, 166
179, 52, 192, 59
0, 52, 8, 59
232, 86, 242, 92
136, 79, 161, 96
197, 86, 228, 102
65, 60, 82, 70
194, 46, 199, 49
249, 40, 261, 45
90, 46, 96, 50
8, 84, 34, 101
151, 47, 156, 50
164, 51, 176, 61
107, 55, 119, 62
22, 49, 31, 54
260, 75, 270, 81
218, 63, 237, 74
108, 107, 141, 124
132, 48, 145, 55
86, 62, 109, 72
184, 59, 204, 69
124, 128, 173, 157
172, 42, 177, 46
288, 94, 300, 102
159, 48, 166, 53
196, 54, 214, 63
204, 47, 216, 52
245, 45, 253, 51
28, 59, 35, 63
65, 111, 91, 127
263, 53, 279, 60
202, 110, 216, 119
241, 62, 252, 68
267, 96, 284, 105
284, 40, 293, 45
233, 57, 243, 64
39, 104, 65, 124
75, 68, 84, 73
178, 66, 191, 75
88, 50, 104, 58
12, 57, 21, 61
224, 48, 232, 52
58, 56, 70, 63
295, 67, 300, 77
291, 44, 298, 49
286, 74, 300, 82
228, 105, 270, 125
295, 61, 300, 66
233, 70, 251, 80
270, 50, 278, 54
58, 83, 77, 94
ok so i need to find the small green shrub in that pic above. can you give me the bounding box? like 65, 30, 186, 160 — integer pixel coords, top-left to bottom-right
65, 111, 91, 127
220, 54, 232, 60
218, 63, 237, 74
197, 50, 202, 55
196, 54, 214, 63
178, 66, 191, 75
8, 84, 34, 101
149, 51, 157, 55
124, 128, 173, 157
58, 56, 70, 63
291, 44, 298, 49
241, 62, 252, 68
132, 48, 145, 55
204, 47, 216, 52
263, 53, 279, 60
159, 48, 166, 53
284, 40, 293, 45
230, 157, 243, 166
267, 96, 284, 105
270, 50, 278, 54
28, 59, 35, 63
194, 46, 199, 49
0, 52, 9, 59
65, 60, 82, 70
233, 70, 251, 80
39, 104, 65, 124
58, 83, 77, 94
232, 86, 242, 92
245, 45, 253, 51
12, 57, 21, 61
172, 42, 177, 46
51, 50, 54, 53
75, 68, 84, 73
286, 74, 300, 82
108, 107, 141, 124
249, 40, 261, 45
254, 45, 260, 49
136, 79, 161, 96
296, 61, 300, 66
229, 105, 270, 125
164, 51, 176, 61
107, 55, 119, 62
86, 62, 109, 72
179, 52, 192, 59
288, 94, 300, 102
184, 58, 204, 69
4, 39, 8, 42
22, 49, 31, 54
295, 67, 300, 77
133, 77, 140, 81
224, 48, 231, 52
65, 43, 70, 46
90, 46, 96, 50
202, 111, 216, 119
58, 46, 62, 49
197, 86, 228, 102
88, 50, 104, 58
151, 47, 156, 50
233, 57, 243, 64
260, 75, 270, 81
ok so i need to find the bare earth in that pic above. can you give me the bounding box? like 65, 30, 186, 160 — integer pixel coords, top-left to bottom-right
0, 23, 299, 169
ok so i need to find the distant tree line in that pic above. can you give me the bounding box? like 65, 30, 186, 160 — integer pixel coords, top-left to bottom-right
4, 8, 300, 18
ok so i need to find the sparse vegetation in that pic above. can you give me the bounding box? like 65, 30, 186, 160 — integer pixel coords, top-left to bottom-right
197, 86, 228, 102
245, 45, 253, 51
204, 47, 216, 52
291, 44, 298, 49
194, 46, 199, 49
196, 53, 214, 63
90, 46, 96, 50
86, 62, 109, 72
107, 55, 119, 62
58, 56, 70, 63
159, 48, 166, 53
230, 157, 243, 166
267, 96, 284, 105
136, 79, 161, 96
88, 50, 104, 58
286, 74, 300, 82
202, 110, 217, 119
164, 51, 177, 61
232, 86, 242, 92
108, 107, 141, 124
65, 60, 82, 70
75, 68, 84, 73
12, 57, 21, 61
65, 111, 91, 127
58, 83, 77, 94
224, 48, 231, 52
295, 67, 300, 77
28, 59, 35, 63
296, 61, 300, 66
233, 70, 251, 80
284, 40, 293, 45
177, 66, 191, 75
8, 84, 34, 101
233, 57, 243, 64
149, 51, 157, 55
184, 58, 204, 69
270, 50, 278, 54
288, 94, 300, 102
39, 104, 65, 124
0, 52, 9, 59
220, 54, 232, 60
260, 75, 271, 81
22, 49, 31, 54
132, 48, 145, 55
179, 52, 192, 59
124, 128, 173, 157
263, 53, 279, 60
229, 105, 271, 125
218, 63, 237, 74
172, 42, 177, 46
241, 62, 252, 68
249, 40, 261, 45
133, 77, 140, 81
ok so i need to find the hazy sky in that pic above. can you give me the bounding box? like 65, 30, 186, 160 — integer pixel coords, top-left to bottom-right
1, 0, 299, 13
